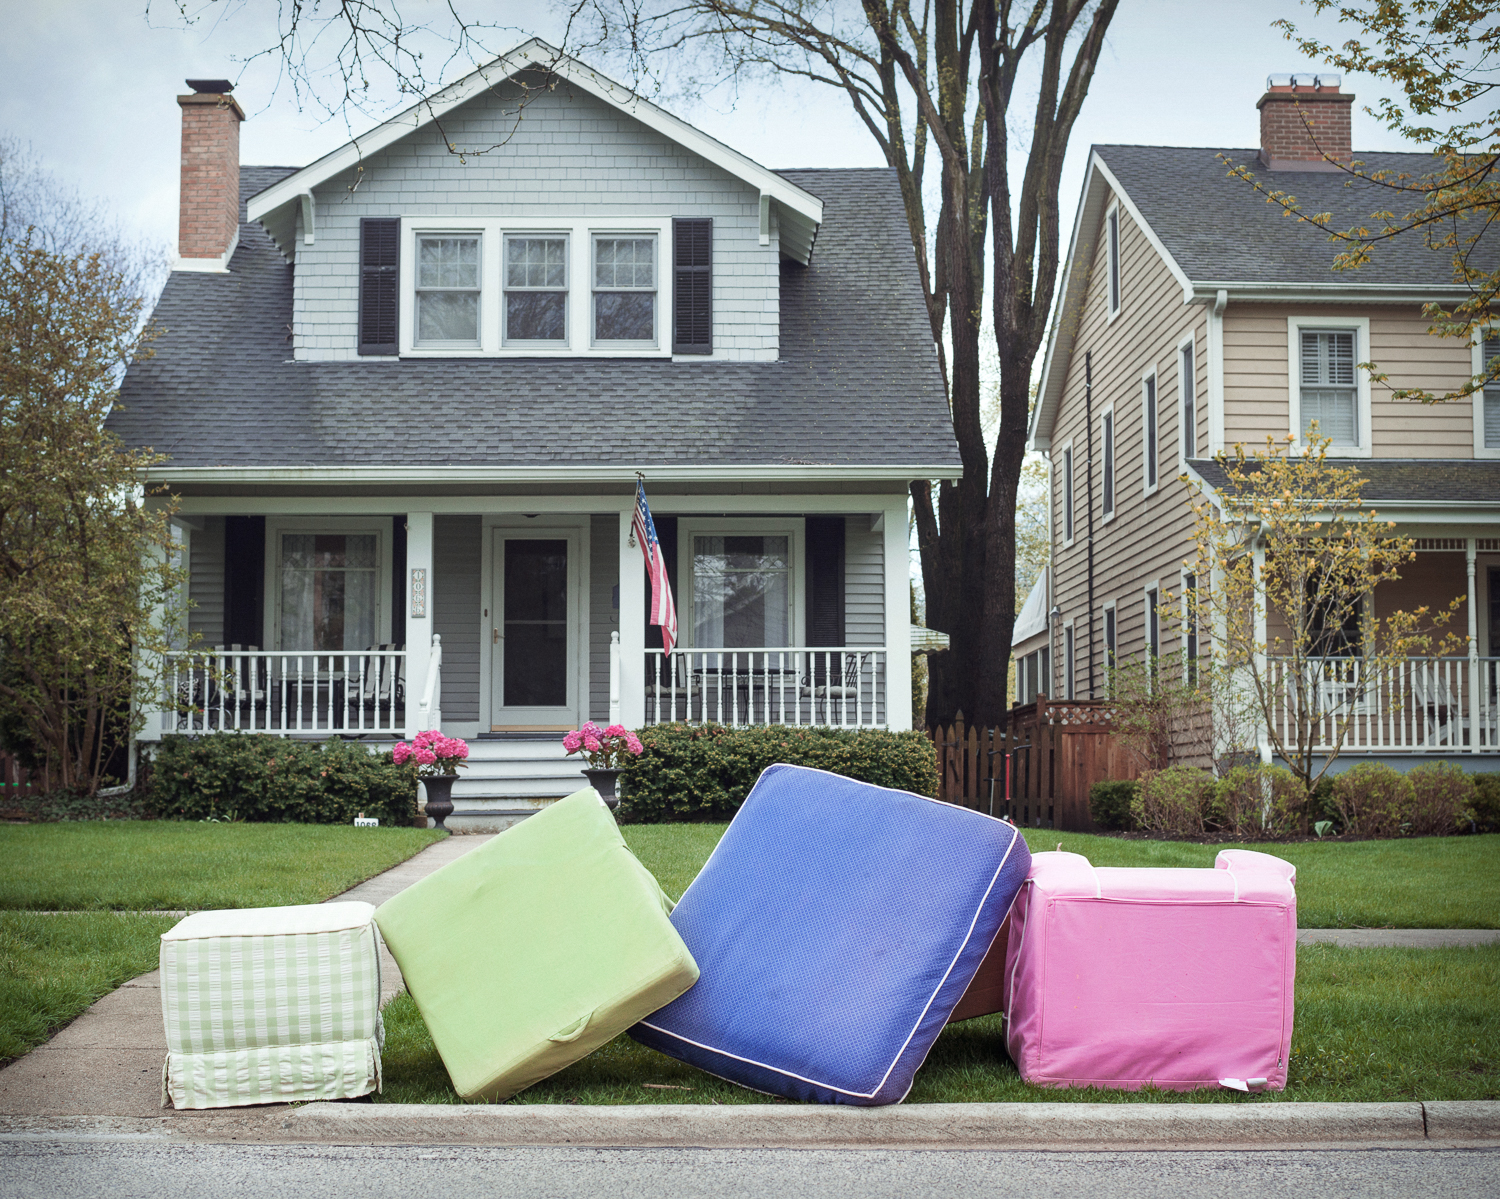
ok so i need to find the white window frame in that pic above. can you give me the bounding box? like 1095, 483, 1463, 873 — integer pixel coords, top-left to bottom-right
502, 232, 571, 350
1059, 440, 1075, 547
1101, 600, 1117, 697
675, 518, 806, 651
1472, 325, 1500, 458
591, 232, 660, 349
1181, 567, 1200, 687
1100, 403, 1116, 522
1062, 620, 1076, 700
399, 216, 671, 359
1105, 200, 1123, 322
412, 230, 484, 350
1287, 315, 1372, 457
262, 517, 391, 652
1142, 367, 1159, 496
1178, 331, 1197, 467
1143, 580, 1161, 692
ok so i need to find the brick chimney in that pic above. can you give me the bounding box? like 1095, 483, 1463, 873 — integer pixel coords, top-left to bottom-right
176, 79, 244, 268
1257, 73, 1352, 171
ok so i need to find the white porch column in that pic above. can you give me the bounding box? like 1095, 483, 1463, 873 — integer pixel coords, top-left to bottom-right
1468, 538, 1480, 753
617, 505, 646, 728
404, 512, 434, 738
883, 498, 913, 731
1252, 537, 1272, 766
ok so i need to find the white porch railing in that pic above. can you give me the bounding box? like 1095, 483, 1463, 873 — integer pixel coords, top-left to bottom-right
1267, 656, 1500, 753
643, 647, 887, 728
162, 648, 407, 736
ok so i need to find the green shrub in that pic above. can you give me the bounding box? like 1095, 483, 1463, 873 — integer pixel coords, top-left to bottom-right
148, 734, 416, 826
1089, 780, 1137, 830
1132, 765, 1214, 836
1473, 774, 1500, 833
616, 724, 939, 823
1210, 765, 1308, 837
1403, 762, 1474, 836
1331, 761, 1407, 838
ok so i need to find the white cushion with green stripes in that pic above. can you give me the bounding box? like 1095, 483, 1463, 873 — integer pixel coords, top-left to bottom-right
159, 901, 384, 1109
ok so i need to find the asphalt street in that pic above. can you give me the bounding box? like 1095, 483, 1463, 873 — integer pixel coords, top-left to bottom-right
2, 1142, 1497, 1199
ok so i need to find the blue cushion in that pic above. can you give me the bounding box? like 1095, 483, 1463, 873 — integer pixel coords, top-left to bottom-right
630, 763, 1030, 1104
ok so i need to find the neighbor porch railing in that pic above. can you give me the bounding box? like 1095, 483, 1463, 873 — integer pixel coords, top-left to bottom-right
642, 647, 888, 728
161, 647, 407, 736
1267, 656, 1500, 753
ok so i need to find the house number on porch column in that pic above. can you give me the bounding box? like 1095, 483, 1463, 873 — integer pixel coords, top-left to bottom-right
410, 568, 427, 619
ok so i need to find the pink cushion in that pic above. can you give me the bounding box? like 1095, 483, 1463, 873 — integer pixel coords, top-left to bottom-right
1002, 849, 1297, 1092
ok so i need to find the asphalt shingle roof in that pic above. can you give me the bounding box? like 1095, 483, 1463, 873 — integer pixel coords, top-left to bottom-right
108, 167, 958, 471
1189, 457, 1500, 504
1096, 145, 1495, 288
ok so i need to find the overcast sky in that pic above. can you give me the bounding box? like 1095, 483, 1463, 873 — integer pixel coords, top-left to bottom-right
1, 0, 1421, 261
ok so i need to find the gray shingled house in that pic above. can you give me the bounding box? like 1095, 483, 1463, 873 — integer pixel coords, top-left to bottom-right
111, 42, 959, 818
1019, 74, 1500, 774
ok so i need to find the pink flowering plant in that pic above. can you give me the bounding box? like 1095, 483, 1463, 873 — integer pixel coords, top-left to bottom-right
562, 721, 644, 770
392, 729, 470, 777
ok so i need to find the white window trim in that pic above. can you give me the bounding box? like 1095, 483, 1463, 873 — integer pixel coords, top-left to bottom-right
1143, 580, 1161, 692
1472, 325, 1500, 458
1058, 439, 1075, 548
1180, 566, 1200, 682
1062, 620, 1076, 700
1101, 599, 1117, 696
1287, 315, 1372, 457
398, 215, 672, 359
1177, 331, 1197, 469
675, 517, 806, 651
1141, 366, 1159, 496
501, 231, 571, 350
1100, 403, 1117, 523
262, 517, 391, 652
1105, 200, 1123, 323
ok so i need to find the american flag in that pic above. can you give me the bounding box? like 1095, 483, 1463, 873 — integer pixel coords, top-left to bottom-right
633, 478, 678, 656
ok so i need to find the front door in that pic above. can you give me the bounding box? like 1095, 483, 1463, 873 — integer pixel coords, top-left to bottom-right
490, 530, 580, 729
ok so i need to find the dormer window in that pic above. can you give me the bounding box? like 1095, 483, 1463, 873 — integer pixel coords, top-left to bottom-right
387, 218, 687, 358
415, 235, 481, 347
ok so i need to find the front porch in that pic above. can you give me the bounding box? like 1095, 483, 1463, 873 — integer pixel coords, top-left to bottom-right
149, 492, 912, 801
1262, 532, 1500, 764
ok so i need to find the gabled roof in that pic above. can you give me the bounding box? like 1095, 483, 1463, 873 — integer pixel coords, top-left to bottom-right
246, 38, 823, 263
1030, 144, 1496, 451
107, 167, 959, 480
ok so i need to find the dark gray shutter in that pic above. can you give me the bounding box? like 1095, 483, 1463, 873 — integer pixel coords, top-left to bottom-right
358, 218, 400, 355
672, 218, 712, 354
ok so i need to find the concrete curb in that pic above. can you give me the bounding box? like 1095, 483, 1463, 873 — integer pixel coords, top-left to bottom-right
276, 1100, 1500, 1149
3, 1101, 1498, 1149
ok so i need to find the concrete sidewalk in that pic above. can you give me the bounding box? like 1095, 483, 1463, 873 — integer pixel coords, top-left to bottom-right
0, 834, 492, 1120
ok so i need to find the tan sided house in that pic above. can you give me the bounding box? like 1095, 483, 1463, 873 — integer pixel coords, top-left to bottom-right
1020, 73, 1500, 774
110, 42, 960, 826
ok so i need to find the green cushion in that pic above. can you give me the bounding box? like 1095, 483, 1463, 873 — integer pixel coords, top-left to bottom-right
374, 787, 698, 1100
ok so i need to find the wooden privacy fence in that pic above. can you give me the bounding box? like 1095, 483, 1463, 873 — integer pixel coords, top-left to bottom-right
928, 695, 1139, 831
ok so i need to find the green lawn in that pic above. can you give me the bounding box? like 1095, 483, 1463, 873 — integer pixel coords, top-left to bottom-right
0, 912, 177, 1063
0, 823, 444, 911
621, 825, 1500, 929
377, 943, 1500, 1104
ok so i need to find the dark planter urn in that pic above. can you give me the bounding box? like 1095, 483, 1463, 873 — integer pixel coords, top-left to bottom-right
583, 768, 622, 812
422, 775, 456, 829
